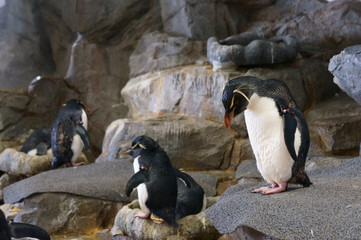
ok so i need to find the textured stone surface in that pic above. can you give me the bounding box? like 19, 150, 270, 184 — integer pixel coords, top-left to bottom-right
307, 93, 361, 155
160, 0, 236, 40
4, 193, 122, 235
112, 199, 221, 240
328, 45, 361, 104
206, 157, 361, 239
207, 34, 299, 71
129, 31, 206, 78
0, 173, 21, 201
96, 115, 236, 170
3, 160, 134, 204
0, 148, 88, 177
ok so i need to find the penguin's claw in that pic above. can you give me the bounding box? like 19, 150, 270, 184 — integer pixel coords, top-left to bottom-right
251, 182, 287, 195
150, 214, 165, 224
135, 211, 150, 219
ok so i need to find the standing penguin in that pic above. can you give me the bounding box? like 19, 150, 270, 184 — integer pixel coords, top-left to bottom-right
222, 76, 312, 194
51, 99, 90, 169
124, 135, 189, 227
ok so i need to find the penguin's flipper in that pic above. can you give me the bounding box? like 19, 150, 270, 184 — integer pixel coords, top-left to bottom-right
125, 170, 149, 197
9, 222, 50, 240
281, 107, 298, 161
173, 168, 192, 188
74, 124, 90, 150
36, 143, 49, 156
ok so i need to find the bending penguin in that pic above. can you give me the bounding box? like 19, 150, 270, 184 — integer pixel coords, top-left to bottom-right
51, 99, 90, 169
222, 76, 312, 194
175, 171, 207, 220
0, 209, 50, 240
124, 135, 191, 227
21, 127, 52, 156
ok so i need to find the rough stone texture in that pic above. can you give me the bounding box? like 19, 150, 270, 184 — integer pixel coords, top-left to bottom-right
4, 193, 122, 235
235, 160, 261, 180
160, 0, 237, 41
207, 34, 299, 71
0, 148, 51, 176
328, 45, 361, 105
95, 115, 237, 170
0, 0, 54, 90
3, 160, 217, 204
129, 31, 207, 78
112, 199, 221, 240
205, 157, 361, 239
122, 61, 336, 123
3, 160, 134, 204
306, 93, 361, 155
0, 173, 21, 201
244, 0, 361, 51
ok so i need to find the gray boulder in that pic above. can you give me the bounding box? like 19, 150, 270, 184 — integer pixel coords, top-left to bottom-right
3, 160, 134, 204
95, 115, 237, 170
207, 34, 299, 71
112, 199, 221, 240
328, 45, 361, 105
4, 192, 122, 235
205, 157, 361, 239
129, 31, 206, 78
160, 0, 236, 40
307, 93, 361, 155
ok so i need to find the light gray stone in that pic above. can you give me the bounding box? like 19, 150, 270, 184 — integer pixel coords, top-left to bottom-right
206, 157, 361, 239
112, 199, 221, 240
328, 45, 361, 105
129, 31, 206, 78
235, 160, 261, 179
0, 173, 20, 201
96, 115, 237, 170
160, 0, 236, 40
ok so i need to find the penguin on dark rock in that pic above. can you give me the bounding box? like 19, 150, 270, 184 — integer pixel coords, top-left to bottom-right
124, 135, 191, 227
222, 76, 312, 194
0, 209, 51, 240
21, 127, 52, 156
175, 171, 207, 220
51, 99, 90, 169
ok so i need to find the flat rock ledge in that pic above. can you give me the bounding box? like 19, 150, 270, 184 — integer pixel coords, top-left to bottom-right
207, 33, 299, 71
112, 198, 221, 240
205, 157, 361, 240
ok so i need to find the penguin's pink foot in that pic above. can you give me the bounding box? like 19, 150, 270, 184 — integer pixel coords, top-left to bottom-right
135, 211, 150, 219
72, 161, 86, 167
251, 182, 287, 195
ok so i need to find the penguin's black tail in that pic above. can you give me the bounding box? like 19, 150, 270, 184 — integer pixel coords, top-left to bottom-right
153, 209, 179, 228
291, 168, 312, 187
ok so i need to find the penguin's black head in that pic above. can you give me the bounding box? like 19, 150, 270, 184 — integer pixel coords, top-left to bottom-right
63, 99, 87, 110
222, 77, 259, 128
124, 135, 160, 158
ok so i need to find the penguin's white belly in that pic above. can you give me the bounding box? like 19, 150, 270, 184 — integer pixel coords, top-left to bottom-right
245, 95, 295, 184
81, 110, 88, 129
71, 134, 84, 162
133, 156, 150, 214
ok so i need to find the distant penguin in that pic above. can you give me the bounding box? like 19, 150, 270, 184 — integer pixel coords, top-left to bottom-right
175, 171, 207, 219
21, 127, 52, 156
51, 99, 90, 169
124, 135, 190, 227
222, 76, 312, 194
0, 209, 50, 240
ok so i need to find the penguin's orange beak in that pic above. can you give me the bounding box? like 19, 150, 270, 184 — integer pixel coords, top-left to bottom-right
224, 110, 234, 129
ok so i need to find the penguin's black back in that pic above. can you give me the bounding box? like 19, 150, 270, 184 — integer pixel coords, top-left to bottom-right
176, 172, 205, 219
9, 222, 51, 240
